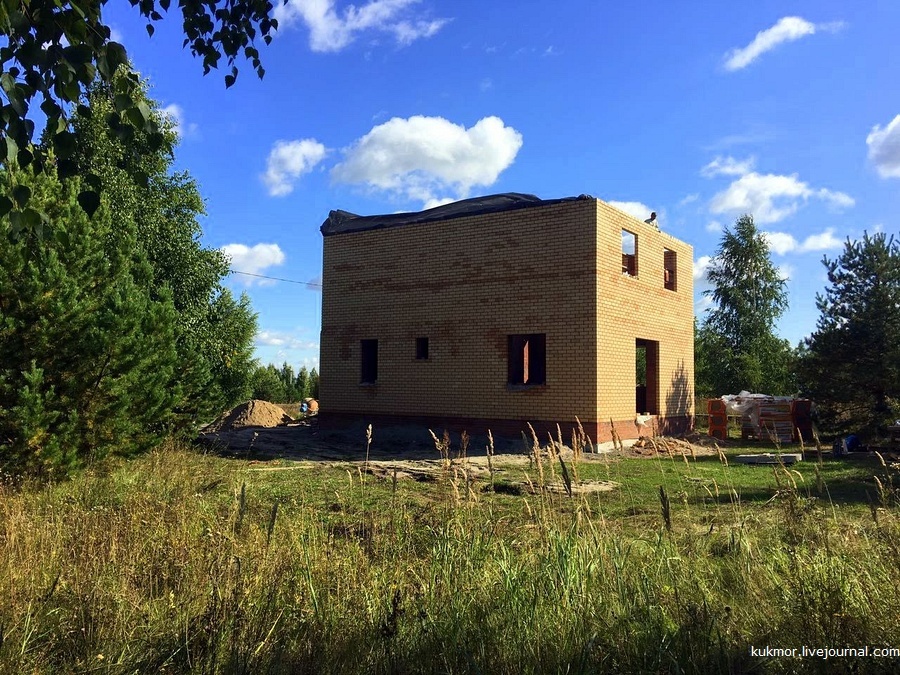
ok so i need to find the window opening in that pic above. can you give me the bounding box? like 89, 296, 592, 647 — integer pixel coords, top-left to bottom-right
635, 338, 659, 414
416, 337, 429, 360
664, 249, 677, 291
622, 230, 637, 276
360, 339, 378, 384
508, 334, 546, 385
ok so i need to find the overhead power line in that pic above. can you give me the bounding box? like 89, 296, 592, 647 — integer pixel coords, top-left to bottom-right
229, 270, 322, 287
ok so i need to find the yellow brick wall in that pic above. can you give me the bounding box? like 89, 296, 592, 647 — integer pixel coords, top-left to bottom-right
320, 197, 694, 435
594, 201, 695, 427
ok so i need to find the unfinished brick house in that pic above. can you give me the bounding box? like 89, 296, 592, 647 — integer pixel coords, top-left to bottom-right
319, 193, 694, 442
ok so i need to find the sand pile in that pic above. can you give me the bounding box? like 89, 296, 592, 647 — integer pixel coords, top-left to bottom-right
205, 399, 293, 433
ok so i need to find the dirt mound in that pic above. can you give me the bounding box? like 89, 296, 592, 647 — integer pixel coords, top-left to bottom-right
205, 400, 293, 433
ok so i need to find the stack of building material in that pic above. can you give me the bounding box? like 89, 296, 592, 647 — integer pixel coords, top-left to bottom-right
708, 398, 728, 440
757, 400, 793, 444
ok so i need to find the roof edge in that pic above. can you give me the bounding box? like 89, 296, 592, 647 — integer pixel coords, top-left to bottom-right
320, 193, 595, 236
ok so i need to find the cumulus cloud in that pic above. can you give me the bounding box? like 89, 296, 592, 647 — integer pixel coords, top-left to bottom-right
608, 200, 655, 223
866, 114, 900, 178
331, 115, 523, 206
262, 139, 327, 196
710, 172, 853, 223
762, 228, 844, 255
256, 330, 319, 350
701, 155, 755, 178
274, 0, 448, 52
160, 103, 197, 138
703, 157, 853, 224
723, 16, 843, 71
693, 255, 713, 281
221, 243, 286, 284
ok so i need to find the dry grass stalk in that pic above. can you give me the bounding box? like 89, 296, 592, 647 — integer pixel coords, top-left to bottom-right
526, 423, 544, 490
486, 430, 495, 492
364, 424, 373, 485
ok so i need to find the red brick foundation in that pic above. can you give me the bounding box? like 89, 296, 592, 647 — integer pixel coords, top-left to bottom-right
318, 411, 693, 443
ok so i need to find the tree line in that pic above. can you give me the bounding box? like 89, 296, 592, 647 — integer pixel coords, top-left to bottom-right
249, 363, 320, 404
695, 215, 899, 438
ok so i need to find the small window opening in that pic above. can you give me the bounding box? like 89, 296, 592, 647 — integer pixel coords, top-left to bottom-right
416, 337, 429, 360
360, 339, 378, 384
622, 230, 637, 276
508, 334, 546, 385
664, 249, 677, 291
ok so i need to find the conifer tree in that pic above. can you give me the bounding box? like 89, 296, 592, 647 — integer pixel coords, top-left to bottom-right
0, 166, 179, 477
799, 232, 900, 435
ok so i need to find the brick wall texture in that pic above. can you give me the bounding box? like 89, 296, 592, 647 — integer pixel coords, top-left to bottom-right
319, 197, 694, 442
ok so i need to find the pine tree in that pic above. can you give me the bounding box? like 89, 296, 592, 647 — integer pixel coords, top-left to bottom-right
799, 232, 900, 436
0, 166, 179, 477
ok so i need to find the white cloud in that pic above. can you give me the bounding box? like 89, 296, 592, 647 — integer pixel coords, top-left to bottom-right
763, 231, 798, 255
709, 172, 853, 224
256, 330, 319, 350
479, 77, 493, 92
777, 264, 794, 281
693, 255, 713, 281
700, 155, 755, 178
723, 16, 840, 71
262, 139, 327, 196
222, 243, 286, 284
422, 196, 456, 210
705, 220, 723, 233
608, 200, 654, 223
160, 103, 197, 138
798, 228, 844, 252
274, 0, 449, 52
331, 115, 523, 206
762, 228, 844, 255
866, 114, 900, 178
679, 193, 699, 207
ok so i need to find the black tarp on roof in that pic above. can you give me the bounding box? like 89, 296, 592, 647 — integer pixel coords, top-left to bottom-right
320, 193, 593, 236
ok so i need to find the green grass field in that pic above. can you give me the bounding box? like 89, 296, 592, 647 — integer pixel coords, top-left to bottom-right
1, 432, 899, 674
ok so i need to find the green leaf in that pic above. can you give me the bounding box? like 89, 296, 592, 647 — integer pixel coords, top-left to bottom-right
83, 173, 102, 192
106, 42, 128, 74
5, 135, 18, 163
0, 195, 13, 219
57, 158, 79, 179
114, 93, 132, 112
146, 24, 155, 38
16, 147, 33, 166
77, 104, 93, 119
224, 74, 236, 88
12, 185, 31, 208
125, 105, 144, 128
77, 190, 101, 218
53, 130, 77, 158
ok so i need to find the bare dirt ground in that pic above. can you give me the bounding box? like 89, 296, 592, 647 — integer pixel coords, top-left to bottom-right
196, 415, 721, 494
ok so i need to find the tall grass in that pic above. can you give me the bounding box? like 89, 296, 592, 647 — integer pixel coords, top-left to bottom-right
1, 440, 899, 673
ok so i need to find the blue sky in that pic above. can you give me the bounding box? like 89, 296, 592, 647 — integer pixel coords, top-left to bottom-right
104, 1, 900, 373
